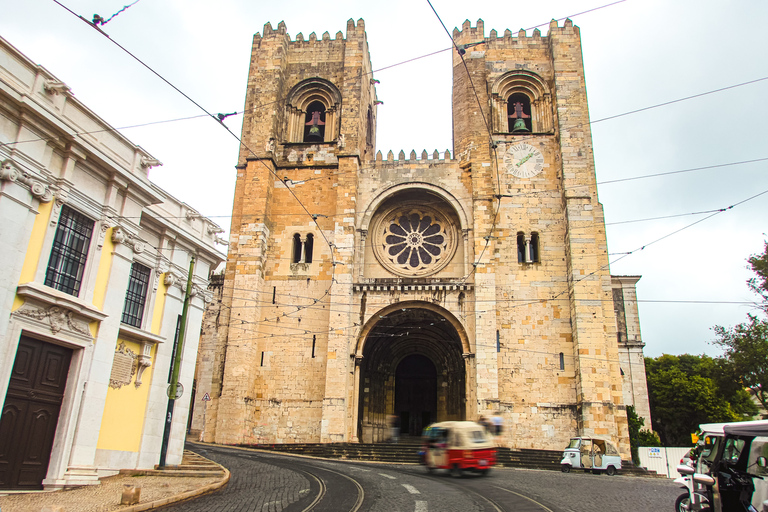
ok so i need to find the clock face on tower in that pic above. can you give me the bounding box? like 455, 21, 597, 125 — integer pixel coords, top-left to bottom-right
503, 143, 545, 178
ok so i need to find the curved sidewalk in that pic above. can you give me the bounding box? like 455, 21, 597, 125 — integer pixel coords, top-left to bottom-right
0, 450, 229, 512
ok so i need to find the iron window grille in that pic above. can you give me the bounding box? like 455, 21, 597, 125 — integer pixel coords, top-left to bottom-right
44, 205, 95, 296
121, 262, 152, 327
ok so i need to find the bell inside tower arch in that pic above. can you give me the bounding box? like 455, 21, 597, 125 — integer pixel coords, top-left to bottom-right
304, 101, 327, 142
507, 93, 532, 132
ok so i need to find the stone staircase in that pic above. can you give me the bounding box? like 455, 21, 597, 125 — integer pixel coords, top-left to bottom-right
120, 450, 226, 478
236, 440, 661, 477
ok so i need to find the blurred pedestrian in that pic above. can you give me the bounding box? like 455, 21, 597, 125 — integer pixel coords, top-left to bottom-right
491, 411, 504, 437
478, 415, 492, 434
389, 414, 400, 443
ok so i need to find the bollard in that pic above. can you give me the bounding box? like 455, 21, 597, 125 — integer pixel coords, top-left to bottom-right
120, 484, 141, 505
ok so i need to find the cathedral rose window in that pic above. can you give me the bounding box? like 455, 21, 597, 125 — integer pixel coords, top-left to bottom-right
373, 205, 457, 277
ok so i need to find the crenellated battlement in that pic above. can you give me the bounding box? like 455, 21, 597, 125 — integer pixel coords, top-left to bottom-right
452, 17, 578, 46
373, 149, 455, 166
254, 18, 365, 45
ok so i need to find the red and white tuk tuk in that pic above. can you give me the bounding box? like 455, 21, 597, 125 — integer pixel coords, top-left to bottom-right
420, 421, 496, 476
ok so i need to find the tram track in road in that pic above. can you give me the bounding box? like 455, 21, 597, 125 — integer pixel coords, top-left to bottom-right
402, 466, 558, 512
195, 444, 366, 512
186, 442, 557, 512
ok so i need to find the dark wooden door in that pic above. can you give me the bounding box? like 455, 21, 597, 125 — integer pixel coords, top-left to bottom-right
0, 336, 72, 489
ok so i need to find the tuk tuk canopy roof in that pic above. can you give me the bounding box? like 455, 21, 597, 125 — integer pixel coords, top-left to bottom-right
422, 421, 494, 450
723, 420, 768, 438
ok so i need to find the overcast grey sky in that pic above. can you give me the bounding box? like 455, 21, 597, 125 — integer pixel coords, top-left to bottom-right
2, 0, 766, 358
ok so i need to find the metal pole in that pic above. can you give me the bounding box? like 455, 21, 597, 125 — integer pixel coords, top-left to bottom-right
159, 256, 195, 468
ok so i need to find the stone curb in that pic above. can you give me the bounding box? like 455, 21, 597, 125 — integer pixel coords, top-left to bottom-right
116, 453, 230, 512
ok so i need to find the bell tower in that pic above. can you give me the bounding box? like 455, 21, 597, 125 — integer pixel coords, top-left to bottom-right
208, 19, 378, 444
451, 18, 628, 451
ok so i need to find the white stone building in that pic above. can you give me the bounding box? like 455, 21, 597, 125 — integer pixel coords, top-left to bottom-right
0, 36, 225, 490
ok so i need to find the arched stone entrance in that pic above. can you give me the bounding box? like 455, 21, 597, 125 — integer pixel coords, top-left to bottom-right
356, 305, 467, 442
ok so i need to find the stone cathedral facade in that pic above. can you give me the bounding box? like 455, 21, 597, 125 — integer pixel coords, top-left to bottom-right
193, 17, 651, 456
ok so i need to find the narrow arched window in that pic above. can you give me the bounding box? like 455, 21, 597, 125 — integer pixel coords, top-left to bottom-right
305, 233, 314, 263
292, 234, 302, 263
304, 101, 326, 142
516, 232, 525, 263
507, 93, 532, 133
530, 232, 540, 263
366, 106, 374, 147
559, 352, 565, 371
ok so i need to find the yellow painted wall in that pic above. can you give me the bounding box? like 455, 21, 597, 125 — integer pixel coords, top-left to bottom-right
12, 200, 54, 311
92, 227, 115, 310
96, 274, 169, 452
96, 339, 157, 452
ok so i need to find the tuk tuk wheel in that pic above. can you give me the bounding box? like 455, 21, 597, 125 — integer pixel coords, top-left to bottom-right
561, 465, 571, 473
426, 465, 434, 474
451, 464, 463, 478
605, 466, 616, 476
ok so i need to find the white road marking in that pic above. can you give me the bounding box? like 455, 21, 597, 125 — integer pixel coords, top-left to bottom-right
402, 483, 420, 494
415, 501, 428, 512
378, 473, 396, 479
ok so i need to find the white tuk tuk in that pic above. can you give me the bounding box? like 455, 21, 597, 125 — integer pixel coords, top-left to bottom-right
560, 436, 622, 476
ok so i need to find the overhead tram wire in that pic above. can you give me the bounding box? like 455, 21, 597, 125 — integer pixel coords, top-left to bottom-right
216, 187, 768, 334
50, 2, 767, 347
596, 157, 768, 185
51, 0, 342, 326
106, 154, 768, 225
426, 0, 503, 285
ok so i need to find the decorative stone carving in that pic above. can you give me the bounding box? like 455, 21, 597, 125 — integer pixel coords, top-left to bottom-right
371, 204, 457, 277
337, 134, 346, 149
111, 227, 127, 244
111, 226, 146, 254
214, 236, 227, 245
15, 304, 91, 337
135, 342, 152, 388
29, 180, 53, 202
265, 138, 275, 153
0, 159, 21, 182
97, 221, 110, 248
140, 157, 163, 169
43, 79, 71, 95
109, 342, 137, 389
164, 273, 178, 287
0, 160, 53, 202
207, 224, 225, 235
51, 189, 68, 225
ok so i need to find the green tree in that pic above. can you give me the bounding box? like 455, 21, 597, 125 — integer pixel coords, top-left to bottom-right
712, 241, 768, 410
713, 316, 768, 410
644, 354, 755, 445
747, 240, 768, 309
626, 406, 660, 465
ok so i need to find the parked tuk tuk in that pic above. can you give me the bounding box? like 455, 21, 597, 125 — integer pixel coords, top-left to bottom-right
674, 420, 768, 512
420, 421, 496, 477
560, 436, 622, 475
697, 420, 768, 512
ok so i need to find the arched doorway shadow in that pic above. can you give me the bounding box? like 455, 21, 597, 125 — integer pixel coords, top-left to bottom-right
395, 354, 437, 437
356, 305, 467, 443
